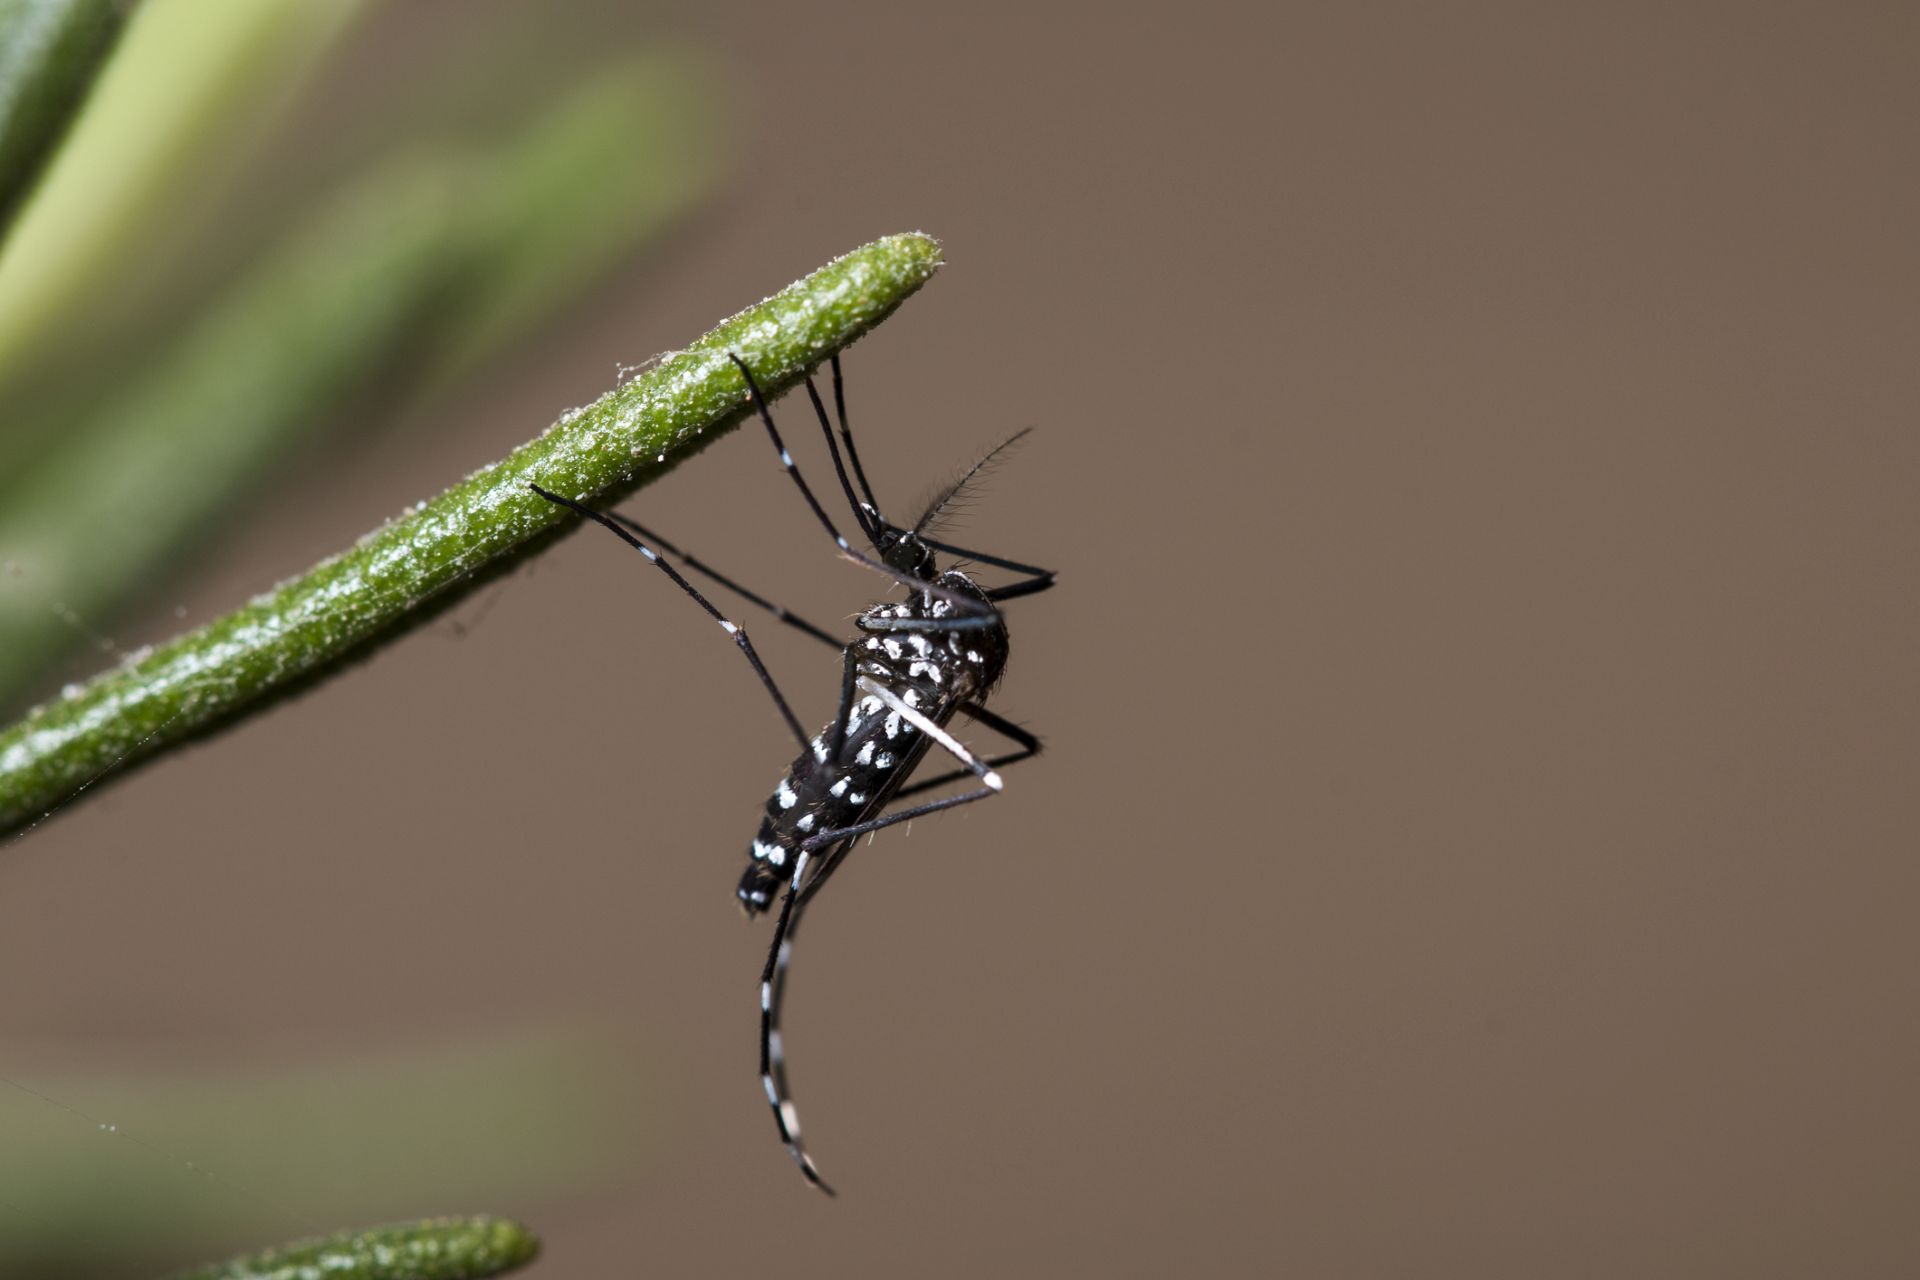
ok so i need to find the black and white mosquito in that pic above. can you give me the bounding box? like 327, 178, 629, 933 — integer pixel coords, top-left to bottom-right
530, 352, 1053, 1194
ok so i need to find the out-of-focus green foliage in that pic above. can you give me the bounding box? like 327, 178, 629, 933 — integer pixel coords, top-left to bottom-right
0, 1031, 635, 1268
0, 6, 855, 1270
426, 52, 721, 382
0, 56, 718, 714
0, 0, 367, 392
0, 0, 123, 235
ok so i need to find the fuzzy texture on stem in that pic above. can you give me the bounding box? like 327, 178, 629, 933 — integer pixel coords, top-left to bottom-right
169, 1216, 539, 1280
0, 232, 944, 834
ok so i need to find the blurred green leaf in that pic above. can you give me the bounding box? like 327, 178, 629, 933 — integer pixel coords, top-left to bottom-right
0, 0, 123, 237
0, 1030, 630, 1267
0, 0, 369, 396
0, 232, 945, 834
425, 50, 722, 383
0, 55, 720, 714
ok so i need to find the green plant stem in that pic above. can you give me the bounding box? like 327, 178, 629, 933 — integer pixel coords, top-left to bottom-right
0, 56, 717, 710
170, 1217, 539, 1280
0, 232, 943, 834
0, 0, 123, 236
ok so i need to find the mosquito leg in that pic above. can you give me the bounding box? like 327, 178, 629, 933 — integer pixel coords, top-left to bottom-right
984, 575, 1057, 603
826, 646, 860, 765
896, 529, 1058, 603
528, 483, 809, 751
728, 355, 995, 623
859, 613, 1004, 634
796, 678, 1006, 868
910, 533, 1055, 580
605, 512, 840, 650
759, 845, 843, 1195
891, 703, 1040, 800
802, 373, 877, 544
803, 785, 1000, 856
830, 354, 886, 524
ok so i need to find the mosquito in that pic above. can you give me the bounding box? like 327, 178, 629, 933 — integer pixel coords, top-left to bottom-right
530, 352, 1054, 1193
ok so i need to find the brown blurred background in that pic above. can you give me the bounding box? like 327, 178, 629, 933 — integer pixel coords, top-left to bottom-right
4, 1, 1919, 1276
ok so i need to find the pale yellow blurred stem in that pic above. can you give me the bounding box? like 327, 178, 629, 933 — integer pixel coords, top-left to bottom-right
0, 0, 370, 392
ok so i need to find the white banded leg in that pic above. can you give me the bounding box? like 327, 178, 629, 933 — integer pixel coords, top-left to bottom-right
527, 483, 809, 750
890, 702, 1039, 801
729, 355, 999, 629
759, 843, 841, 1195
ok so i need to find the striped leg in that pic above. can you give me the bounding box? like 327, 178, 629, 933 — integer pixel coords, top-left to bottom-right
756, 688, 1029, 1194
729, 355, 1000, 630
889, 702, 1040, 801
800, 678, 1008, 846
797, 705, 1037, 914
758, 842, 847, 1195
605, 513, 840, 650
528, 483, 810, 751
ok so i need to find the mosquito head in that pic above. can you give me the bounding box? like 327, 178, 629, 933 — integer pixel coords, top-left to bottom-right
876, 525, 937, 579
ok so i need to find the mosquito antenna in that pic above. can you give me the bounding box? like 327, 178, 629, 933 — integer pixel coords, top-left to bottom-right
913, 428, 1034, 537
